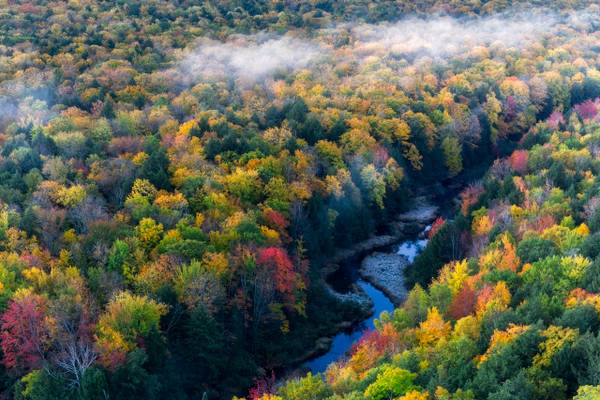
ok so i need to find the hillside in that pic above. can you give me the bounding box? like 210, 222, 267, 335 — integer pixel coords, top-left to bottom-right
0, 1, 600, 399
267, 100, 600, 400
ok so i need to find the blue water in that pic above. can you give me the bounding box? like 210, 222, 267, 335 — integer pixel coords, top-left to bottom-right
396, 237, 428, 263
303, 280, 394, 373
303, 226, 430, 374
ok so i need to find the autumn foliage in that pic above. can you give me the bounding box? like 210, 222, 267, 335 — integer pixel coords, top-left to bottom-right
1, 294, 50, 373
296, 97, 600, 399
256, 247, 297, 303
1, 0, 600, 398
460, 184, 484, 216
448, 283, 476, 320
428, 217, 446, 239
509, 150, 528, 174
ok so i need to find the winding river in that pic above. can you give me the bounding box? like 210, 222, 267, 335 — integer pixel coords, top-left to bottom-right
303, 230, 430, 374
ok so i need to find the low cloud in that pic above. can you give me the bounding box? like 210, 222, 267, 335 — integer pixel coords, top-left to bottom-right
178, 35, 323, 84
349, 13, 561, 58
0, 71, 55, 127
174, 10, 595, 87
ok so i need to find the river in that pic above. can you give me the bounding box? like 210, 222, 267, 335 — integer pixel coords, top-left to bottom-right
303, 228, 430, 374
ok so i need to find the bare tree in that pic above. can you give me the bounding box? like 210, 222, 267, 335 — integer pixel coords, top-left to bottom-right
54, 338, 97, 389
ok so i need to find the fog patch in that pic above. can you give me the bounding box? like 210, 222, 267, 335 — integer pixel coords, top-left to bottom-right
0, 71, 55, 127
349, 13, 561, 58
178, 35, 324, 84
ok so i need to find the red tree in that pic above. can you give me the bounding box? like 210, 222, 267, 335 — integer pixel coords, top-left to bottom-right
248, 370, 276, 400
349, 328, 396, 356
263, 208, 289, 232
460, 184, 484, 216
449, 284, 476, 320
429, 217, 446, 239
374, 145, 390, 168
575, 99, 599, 120
475, 285, 494, 314
256, 247, 297, 302
534, 215, 556, 233
1, 294, 50, 373
509, 150, 528, 174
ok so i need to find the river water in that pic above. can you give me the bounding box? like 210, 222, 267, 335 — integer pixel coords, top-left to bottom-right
303, 228, 430, 374
303, 279, 393, 373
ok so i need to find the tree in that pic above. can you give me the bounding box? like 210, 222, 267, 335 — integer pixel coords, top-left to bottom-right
107, 240, 130, 273
249, 371, 276, 400
574, 386, 600, 399
96, 292, 167, 368
1, 294, 50, 374
475, 282, 511, 317
397, 391, 429, 400
174, 262, 224, 312
574, 100, 599, 121
139, 138, 171, 190
136, 218, 164, 250
417, 307, 451, 347
429, 217, 446, 239
441, 136, 463, 178
497, 233, 520, 272
360, 164, 386, 209
364, 365, 417, 400
517, 236, 558, 264
449, 284, 476, 320
509, 150, 528, 174
315, 140, 344, 174
14, 369, 70, 400
223, 168, 263, 205
108, 349, 161, 400
570, 332, 600, 387
181, 306, 226, 389
256, 247, 298, 303
460, 184, 484, 217
277, 373, 332, 400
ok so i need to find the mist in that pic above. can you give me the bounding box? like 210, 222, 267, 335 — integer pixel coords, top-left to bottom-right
173, 9, 598, 87
0, 71, 54, 128
178, 35, 323, 84
348, 12, 580, 59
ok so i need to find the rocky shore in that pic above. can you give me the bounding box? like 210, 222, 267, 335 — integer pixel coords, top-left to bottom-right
392, 196, 439, 234
360, 252, 409, 306
325, 196, 438, 269
329, 234, 399, 265
357, 196, 440, 306
289, 196, 441, 374
324, 280, 373, 307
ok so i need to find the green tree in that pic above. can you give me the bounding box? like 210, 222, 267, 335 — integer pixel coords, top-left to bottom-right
140, 138, 171, 190
574, 385, 600, 400
96, 292, 167, 368
364, 366, 417, 400
14, 370, 70, 400
278, 373, 332, 400
441, 136, 463, 178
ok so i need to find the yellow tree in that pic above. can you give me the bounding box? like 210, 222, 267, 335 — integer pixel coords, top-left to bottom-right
417, 307, 451, 347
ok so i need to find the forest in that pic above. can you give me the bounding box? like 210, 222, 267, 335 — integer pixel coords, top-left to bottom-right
1, 0, 600, 399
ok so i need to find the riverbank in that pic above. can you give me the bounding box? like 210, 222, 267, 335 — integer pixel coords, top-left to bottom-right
360, 197, 439, 306
303, 280, 394, 373
323, 196, 438, 273
283, 170, 482, 378
291, 196, 441, 372
360, 252, 409, 306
